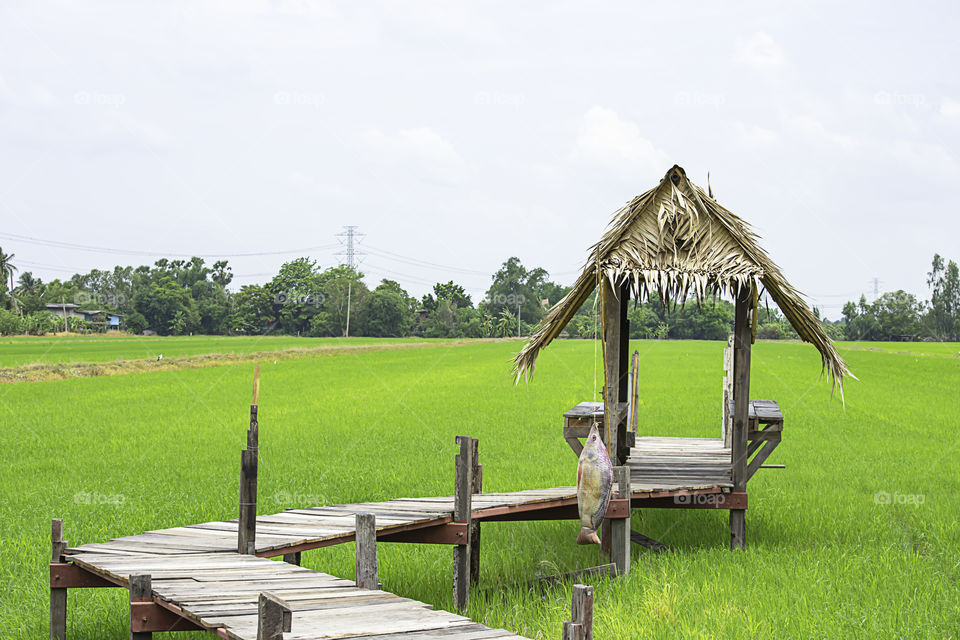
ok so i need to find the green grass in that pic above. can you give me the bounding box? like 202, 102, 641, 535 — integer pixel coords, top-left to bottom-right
0, 334, 424, 368
1, 338, 958, 638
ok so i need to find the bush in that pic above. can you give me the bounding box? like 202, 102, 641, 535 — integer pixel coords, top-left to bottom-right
756, 323, 784, 340
0, 309, 22, 335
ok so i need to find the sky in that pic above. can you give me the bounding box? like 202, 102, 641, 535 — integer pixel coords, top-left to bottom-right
1, 1, 958, 320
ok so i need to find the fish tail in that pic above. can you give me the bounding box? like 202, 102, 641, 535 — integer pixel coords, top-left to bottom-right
576, 527, 601, 545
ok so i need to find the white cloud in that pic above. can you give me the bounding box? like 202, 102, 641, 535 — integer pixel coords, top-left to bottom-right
734, 32, 785, 69
940, 98, 960, 119
569, 106, 668, 178
360, 126, 464, 185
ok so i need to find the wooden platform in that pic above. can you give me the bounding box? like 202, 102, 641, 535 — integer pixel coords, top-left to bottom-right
564, 399, 783, 492
628, 437, 733, 489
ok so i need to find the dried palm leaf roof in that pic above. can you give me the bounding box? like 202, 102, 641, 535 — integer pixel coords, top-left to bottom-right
514, 165, 852, 394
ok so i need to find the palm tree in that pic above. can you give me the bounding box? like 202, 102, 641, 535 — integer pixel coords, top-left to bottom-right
16, 271, 39, 296
0, 248, 18, 314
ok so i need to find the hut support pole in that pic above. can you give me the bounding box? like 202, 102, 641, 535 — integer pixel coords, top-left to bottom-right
469, 439, 482, 585
617, 282, 630, 463
50, 518, 67, 639
601, 280, 623, 466
730, 284, 753, 550
609, 466, 631, 575
453, 435, 475, 613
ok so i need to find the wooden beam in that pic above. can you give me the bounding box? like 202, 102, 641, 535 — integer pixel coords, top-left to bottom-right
730, 284, 753, 550
50, 519, 67, 640
129, 574, 152, 640
609, 466, 631, 575
452, 435, 474, 612
630, 531, 672, 553
355, 513, 378, 589
257, 592, 291, 640
282, 552, 301, 566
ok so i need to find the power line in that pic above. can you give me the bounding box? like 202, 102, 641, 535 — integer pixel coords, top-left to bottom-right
0, 231, 340, 258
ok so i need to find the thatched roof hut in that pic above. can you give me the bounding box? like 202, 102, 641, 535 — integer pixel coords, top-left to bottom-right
514, 165, 851, 392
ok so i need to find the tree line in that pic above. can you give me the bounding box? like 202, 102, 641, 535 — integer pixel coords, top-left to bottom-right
0, 248, 956, 342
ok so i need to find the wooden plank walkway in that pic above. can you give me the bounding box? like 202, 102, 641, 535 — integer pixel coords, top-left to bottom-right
62, 488, 585, 640
65, 550, 523, 639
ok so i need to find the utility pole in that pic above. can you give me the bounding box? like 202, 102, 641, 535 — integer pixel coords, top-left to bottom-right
345, 281, 352, 338
517, 300, 521, 338
872, 277, 880, 301
335, 226, 364, 338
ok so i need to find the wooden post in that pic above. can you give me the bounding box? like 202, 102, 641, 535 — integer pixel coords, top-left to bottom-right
452, 435, 474, 613
257, 592, 292, 640
609, 466, 631, 575
355, 513, 378, 589
282, 552, 301, 566
238, 448, 258, 555
239, 367, 261, 555
601, 280, 623, 467
50, 519, 67, 639
730, 284, 753, 550
469, 437, 482, 585
562, 621, 585, 640
571, 584, 594, 640
129, 574, 152, 640
629, 349, 640, 436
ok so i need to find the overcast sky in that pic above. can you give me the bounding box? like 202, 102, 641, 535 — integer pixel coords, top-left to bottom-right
2, 1, 958, 319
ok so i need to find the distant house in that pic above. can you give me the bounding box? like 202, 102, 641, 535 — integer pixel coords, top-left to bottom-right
45, 304, 122, 330
45, 303, 84, 319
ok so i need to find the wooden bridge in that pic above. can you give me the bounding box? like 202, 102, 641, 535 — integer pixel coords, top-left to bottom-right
49, 434, 743, 639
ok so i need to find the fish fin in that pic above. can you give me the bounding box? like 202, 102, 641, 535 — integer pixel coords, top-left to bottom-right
576, 460, 582, 490
576, 527, 601, 545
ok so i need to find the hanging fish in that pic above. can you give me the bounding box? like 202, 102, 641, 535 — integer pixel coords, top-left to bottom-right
576, 423, 614, 545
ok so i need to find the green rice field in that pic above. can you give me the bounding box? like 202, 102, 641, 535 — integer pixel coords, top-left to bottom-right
2, 336, 958, 638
